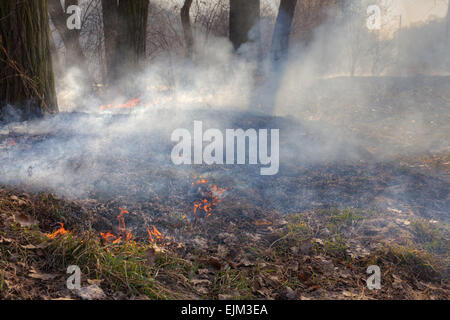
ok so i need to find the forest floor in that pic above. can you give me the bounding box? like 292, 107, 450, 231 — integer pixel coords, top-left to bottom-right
0, 151, 448, 300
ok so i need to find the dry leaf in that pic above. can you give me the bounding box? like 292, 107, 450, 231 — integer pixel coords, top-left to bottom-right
190, 279, 211, 286
28, 271, 58, 281
76, 284, 106, 300
21, 242, 50, 250
0, 237, 14, 244
14, 212, 37, 227
199, 256, 222, 270
254, 219, 272, 226
87, 279, 103, 286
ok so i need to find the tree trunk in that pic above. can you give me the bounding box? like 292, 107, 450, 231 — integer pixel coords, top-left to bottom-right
181, 0, 194, 58
102, 0, 149, 87
48, 0, 87, 68
446, 1, 449, 43
270, 0, 297, 64
251, 0, 296, 115
0, 0, 58, 120
101, 0, 118, 86
229, 0, 260, 52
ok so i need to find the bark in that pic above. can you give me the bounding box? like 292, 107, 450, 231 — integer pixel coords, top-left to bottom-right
229, 0, 260, 51
101, 0, 118, 85
0, 0, 58, 119
181, 0, 194, 58
102, 0, 149, 86
251, 0, 296, 115
48, 0, 87, 68
446, 2, 449, 43
270, 0, 297, 64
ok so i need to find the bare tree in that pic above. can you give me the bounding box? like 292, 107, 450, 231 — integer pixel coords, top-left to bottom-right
0, 0, 58, 119
270, 0, 297, 64
229, 0, 261, 52
181, 0, 194, 58
446, 0, 450, 43
101, 0, 149, 86
48, 0, 87, 69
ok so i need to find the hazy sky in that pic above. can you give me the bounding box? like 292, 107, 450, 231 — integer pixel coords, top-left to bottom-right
393, 0, 448, 26
142, 0, 449, 28
261, 0, 449, 27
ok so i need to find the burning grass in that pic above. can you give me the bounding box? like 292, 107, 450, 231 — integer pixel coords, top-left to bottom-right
1, 217, 193, 299
0, 187, 448, 300
44, 234, 182, 299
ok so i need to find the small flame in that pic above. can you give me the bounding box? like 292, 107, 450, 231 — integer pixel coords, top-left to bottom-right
99, 207, 135, 244
100, 97, 141, 111
117, 207, 129, 233
112, 236, 122, 244
100, 208, 163, 245
100, 231, 115, 242
191, 179, 208, 186
191, 179, 231, 219
147, 225, 164, 243
46, 223, 69, 239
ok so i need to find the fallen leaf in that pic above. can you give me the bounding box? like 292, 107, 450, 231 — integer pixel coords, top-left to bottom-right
0, 237, 14, 244
87, 279, 103, 286
238, 257, 254, 267
28, 271, 58, 281
14, 212, 37, 227
76, 284, 106, 300
254, 219, 272, 226
20, 242, 50, 250
191, 279, 211, 286
307, 285, 320, 292
199, 256, 222, 270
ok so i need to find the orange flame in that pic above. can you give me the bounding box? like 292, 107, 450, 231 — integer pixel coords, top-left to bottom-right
112, 236, 122, 244
99, 207, 135, 244
191, 179, 208, 186
117, 207, 134, 244
100, 97, 141, 111
191, 179, 231, 219
117, 207, 129, 233
100, 208, 164, 245
147, 226, 164, 243
100, 231, 115, 242
193, 198, 216, 217
46, 223, 69, 239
